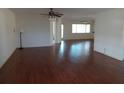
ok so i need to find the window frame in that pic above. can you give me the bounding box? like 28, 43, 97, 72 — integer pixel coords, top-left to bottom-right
72, 23, 91, 34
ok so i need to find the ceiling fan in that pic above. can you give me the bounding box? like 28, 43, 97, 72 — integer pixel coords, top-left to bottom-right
40, 8, 64, 17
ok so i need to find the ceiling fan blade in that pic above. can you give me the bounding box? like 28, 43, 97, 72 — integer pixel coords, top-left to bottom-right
58, 14, 64, 15
40, 13, 49, 15
54, 12, 64, 15
40, 8, 64, 17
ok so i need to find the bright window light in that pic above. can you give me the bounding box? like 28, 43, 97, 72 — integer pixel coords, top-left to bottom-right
72, 24, 91, 33
61, 24, 64, 39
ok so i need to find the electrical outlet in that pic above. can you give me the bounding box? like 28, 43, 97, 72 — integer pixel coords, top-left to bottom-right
104, 48, 106, 54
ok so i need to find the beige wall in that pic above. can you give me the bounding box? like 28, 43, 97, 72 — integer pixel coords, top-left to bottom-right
16, 14, 51, 48
63, 20, 94, 40
0, 9, 17, 68
94, 9, 124, 60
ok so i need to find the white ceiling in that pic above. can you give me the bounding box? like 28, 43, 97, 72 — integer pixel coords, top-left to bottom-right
10, 8, 111, 20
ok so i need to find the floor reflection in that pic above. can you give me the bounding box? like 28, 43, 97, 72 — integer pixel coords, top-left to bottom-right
84, 41, 90, 55
58, 40, 91, 63
70, 43, 82, 58
69, 41, 91, 63
59, 41, 65, 58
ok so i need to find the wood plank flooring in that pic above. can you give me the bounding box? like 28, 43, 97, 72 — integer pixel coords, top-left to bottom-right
0, 40, 124, 84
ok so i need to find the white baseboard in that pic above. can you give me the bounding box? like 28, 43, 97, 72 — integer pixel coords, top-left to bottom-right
0, 48, 16, 69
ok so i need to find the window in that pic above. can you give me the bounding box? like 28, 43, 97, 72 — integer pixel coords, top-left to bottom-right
61, 24, 64, 39
72, 24, 90, 33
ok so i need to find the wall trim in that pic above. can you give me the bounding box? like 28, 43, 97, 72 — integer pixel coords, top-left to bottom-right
0, 48, 17, 69
94, 50, 123, 61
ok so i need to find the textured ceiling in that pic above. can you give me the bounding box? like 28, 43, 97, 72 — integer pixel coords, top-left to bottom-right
10, 8, 111, 20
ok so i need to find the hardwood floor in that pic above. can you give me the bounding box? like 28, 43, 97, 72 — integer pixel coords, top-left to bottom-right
0, 40, 124, 84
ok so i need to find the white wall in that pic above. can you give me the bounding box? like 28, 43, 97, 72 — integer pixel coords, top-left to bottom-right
16, 14, 50, 48
0, 9, 17, 68
94, 9, 124, 61
55, 17, 62, 43
63, 20, 94, 40
122, 20, 124, 60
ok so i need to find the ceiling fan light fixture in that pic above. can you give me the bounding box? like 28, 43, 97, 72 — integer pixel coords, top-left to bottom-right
40, 8, 63, 18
